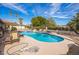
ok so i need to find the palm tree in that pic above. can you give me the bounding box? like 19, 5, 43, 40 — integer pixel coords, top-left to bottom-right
67, 20, 75, 30
18, 18, 23, 30
18, 18, 23, 25
9, 9, 12, 16
15, 12, 19, 17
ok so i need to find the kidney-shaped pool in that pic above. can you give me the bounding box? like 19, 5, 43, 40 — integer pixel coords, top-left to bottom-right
20, 31, 64, 43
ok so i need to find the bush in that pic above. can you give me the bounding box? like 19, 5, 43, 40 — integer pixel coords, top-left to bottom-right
11, 27, 17, 31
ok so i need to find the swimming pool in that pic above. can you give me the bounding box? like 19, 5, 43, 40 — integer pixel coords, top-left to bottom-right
20, 31, 64, 42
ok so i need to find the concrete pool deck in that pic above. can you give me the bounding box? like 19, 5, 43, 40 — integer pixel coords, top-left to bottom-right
4, 33, 76, 55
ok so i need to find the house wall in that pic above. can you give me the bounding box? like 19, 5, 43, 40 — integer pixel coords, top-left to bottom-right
5, 25, 29, 31
13, 26, 26, 30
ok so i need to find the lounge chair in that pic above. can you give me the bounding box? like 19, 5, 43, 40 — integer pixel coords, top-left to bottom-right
33, 29, 38, 32
43, 29, 47, 32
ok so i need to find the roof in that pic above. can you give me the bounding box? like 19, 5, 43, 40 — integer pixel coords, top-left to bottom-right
0, 19, 4, 24
0, 19, 19, 26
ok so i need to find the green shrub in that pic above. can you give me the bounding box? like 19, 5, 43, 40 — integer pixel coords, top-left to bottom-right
11, 27, 17, 31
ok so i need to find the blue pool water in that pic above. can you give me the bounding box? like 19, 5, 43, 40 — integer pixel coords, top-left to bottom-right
20, 31, 64, 42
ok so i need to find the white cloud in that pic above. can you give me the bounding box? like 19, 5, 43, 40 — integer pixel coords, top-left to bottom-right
50, 3, 61, 15
63, 3, 79, 12
64, 4, 73, 9
70, 4, 79, 12
52, 15, 69, 18
2, 3, 28, 15
44, 11, 69, 18
43, 3, 62, 17
32, 9, 37, 16
44, 3, 79, 19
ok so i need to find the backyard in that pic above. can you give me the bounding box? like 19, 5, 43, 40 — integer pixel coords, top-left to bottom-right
0, 3, 79, 55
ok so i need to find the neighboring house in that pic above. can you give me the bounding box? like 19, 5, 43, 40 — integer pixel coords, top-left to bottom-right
13, 25, 26, 31
1, 20, 18, 31
0, 19, 28, 31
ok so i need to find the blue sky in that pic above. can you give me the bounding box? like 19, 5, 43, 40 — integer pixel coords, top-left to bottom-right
0, 3, 79, 25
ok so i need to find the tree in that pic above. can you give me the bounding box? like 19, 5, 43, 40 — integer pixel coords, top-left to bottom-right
18, 18, 23, 30
18, 18, 23, 25
9, 9, 12, 16
31, 16, 47, 29
15, 12, 19, 17
11, 27, 17, 31
47, 17, 57, 29
67, 13, 79, 34
67, 19, 75, 30
31, 16, 57, 30
76, 24, 79, 31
